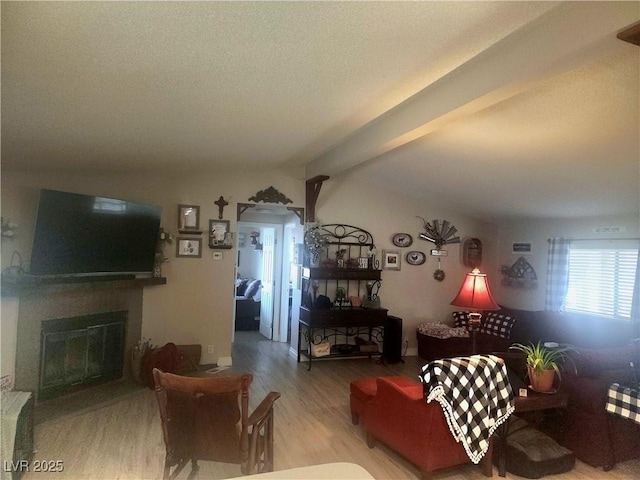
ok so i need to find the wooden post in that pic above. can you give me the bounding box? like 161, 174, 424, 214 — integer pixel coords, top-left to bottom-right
305, 175, 329, 223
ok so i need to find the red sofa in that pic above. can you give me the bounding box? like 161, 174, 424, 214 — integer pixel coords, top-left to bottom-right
353, 376, 493, 480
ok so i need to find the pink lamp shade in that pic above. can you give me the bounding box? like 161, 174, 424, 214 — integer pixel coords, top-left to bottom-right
450, 268, 499, 311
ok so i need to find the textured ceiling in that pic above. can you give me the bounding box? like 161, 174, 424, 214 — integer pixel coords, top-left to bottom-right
2, 1, 639, 222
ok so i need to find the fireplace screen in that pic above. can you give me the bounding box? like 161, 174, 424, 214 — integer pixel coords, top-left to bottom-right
39, 312, 126, 400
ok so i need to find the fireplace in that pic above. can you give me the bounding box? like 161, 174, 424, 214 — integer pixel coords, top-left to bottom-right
13, 279, 151, 401
39, 312, 127, 401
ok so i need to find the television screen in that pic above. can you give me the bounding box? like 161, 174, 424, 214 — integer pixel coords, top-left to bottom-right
29, 189, 162, 276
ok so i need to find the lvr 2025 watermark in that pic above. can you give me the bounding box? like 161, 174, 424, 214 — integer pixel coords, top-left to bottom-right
3, 460, 64, 473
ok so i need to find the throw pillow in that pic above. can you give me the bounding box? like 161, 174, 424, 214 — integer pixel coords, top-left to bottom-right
244, 279, 261, 299
417, 322, 470, 339
452, 311, 469, 328
479, 312, 516, 339
236, 278, 249, 296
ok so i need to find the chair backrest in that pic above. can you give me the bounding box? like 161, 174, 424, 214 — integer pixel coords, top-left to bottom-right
153, 369, 252, 466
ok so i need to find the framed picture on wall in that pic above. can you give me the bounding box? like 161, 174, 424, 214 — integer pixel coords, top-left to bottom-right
209, 220, 232, 249
176, 238, 202, 258
382, 250, 401, 270
178, 205, 202, 234
512, 242, 532, 255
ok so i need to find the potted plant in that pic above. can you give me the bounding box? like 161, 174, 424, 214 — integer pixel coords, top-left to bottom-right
509, 341, 575, 393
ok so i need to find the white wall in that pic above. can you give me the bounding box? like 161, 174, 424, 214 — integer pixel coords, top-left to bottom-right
237, 225, 263, 280
494, 214, 640, 310
0, 167, 305, 372
3, 164, 635, 374
313, 171, 499, 352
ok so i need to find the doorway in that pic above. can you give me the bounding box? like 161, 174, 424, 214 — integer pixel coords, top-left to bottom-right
236, 208, 303, 346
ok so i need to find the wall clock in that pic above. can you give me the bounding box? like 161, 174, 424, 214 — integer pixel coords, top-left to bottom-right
406, 251, 426, 266
392, 233, 413, 247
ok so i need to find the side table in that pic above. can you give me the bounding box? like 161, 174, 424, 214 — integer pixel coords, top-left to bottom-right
604, 382, 640, 471
498, 390, 569, 477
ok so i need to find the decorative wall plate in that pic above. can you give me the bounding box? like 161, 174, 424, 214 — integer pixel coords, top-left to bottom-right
392, 233, 413, 247
406, 251, 426, 266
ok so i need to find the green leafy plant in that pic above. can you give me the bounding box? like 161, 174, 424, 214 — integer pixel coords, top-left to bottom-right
510, 341, 575, 377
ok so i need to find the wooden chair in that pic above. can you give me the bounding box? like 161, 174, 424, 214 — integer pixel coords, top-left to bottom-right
152, 368, 281, 479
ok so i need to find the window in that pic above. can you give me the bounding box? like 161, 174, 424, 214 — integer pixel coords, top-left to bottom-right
563, 241, 639, 320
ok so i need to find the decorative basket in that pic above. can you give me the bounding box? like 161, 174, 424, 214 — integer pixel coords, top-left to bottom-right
310, 340, 330, 357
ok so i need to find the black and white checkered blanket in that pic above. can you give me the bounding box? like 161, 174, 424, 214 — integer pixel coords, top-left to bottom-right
419, 354, 515, 464
606, 382, 640, 425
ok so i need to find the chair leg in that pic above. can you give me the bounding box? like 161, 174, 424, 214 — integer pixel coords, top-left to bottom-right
167, 458, 189, 480
186, 460, 199, 480
265, 413, 275, 472
351, 411, 359, 425
163, 459, 171, 480
481, 439, 494, 477
366, 432, 376, 448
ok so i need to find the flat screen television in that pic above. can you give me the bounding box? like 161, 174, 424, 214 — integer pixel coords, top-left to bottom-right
29, 189, 162, 276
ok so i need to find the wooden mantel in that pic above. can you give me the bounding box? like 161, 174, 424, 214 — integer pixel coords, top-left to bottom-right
1, 275, 166, 298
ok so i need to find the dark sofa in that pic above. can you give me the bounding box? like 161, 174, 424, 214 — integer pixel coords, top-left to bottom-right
561, 342, 640, 468
416, 306, 640, 469
234, 278, 261, 331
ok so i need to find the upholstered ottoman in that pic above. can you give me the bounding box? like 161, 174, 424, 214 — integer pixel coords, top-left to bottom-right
349, 376, 418, 425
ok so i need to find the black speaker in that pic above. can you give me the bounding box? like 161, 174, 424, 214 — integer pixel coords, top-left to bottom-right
383, 315, 404, 364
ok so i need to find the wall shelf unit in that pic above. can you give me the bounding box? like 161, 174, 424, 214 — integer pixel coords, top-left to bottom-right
298, 224, 387, 370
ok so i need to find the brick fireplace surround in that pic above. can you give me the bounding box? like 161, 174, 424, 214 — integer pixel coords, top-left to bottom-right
11, 278, 161, 400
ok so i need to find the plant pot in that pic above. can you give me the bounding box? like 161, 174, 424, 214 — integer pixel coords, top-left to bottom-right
528, 366, 556, 392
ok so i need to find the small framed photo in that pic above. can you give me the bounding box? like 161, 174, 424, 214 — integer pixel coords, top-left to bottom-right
209, 220, 230, 247
512, 242, 532, 255
383, 250, 401, 270
178, 205, 201, 233
176, 238, 202, 258
357, 257, 369, 269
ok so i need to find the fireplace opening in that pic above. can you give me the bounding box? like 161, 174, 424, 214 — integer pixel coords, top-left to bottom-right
39, 311, 127, 401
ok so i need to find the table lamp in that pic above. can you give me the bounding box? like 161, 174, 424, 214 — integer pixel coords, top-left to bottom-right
450, 267, 499, 353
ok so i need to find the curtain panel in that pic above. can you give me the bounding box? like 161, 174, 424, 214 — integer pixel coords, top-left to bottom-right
631, 249, 640, 328
545, 238, 571, 312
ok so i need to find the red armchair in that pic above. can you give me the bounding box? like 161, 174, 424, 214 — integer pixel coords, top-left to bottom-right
362, 377, 493, 480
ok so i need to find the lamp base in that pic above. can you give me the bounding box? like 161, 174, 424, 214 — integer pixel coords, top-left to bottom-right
468, 312, 482, 354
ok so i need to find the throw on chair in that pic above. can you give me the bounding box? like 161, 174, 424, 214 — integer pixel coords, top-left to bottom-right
152, 369, 281, 479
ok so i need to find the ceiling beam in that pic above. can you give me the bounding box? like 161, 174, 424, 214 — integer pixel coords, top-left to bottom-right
305, 2, 640, 179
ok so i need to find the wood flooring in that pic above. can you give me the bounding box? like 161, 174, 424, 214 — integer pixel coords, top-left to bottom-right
23, 331, 640, 480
